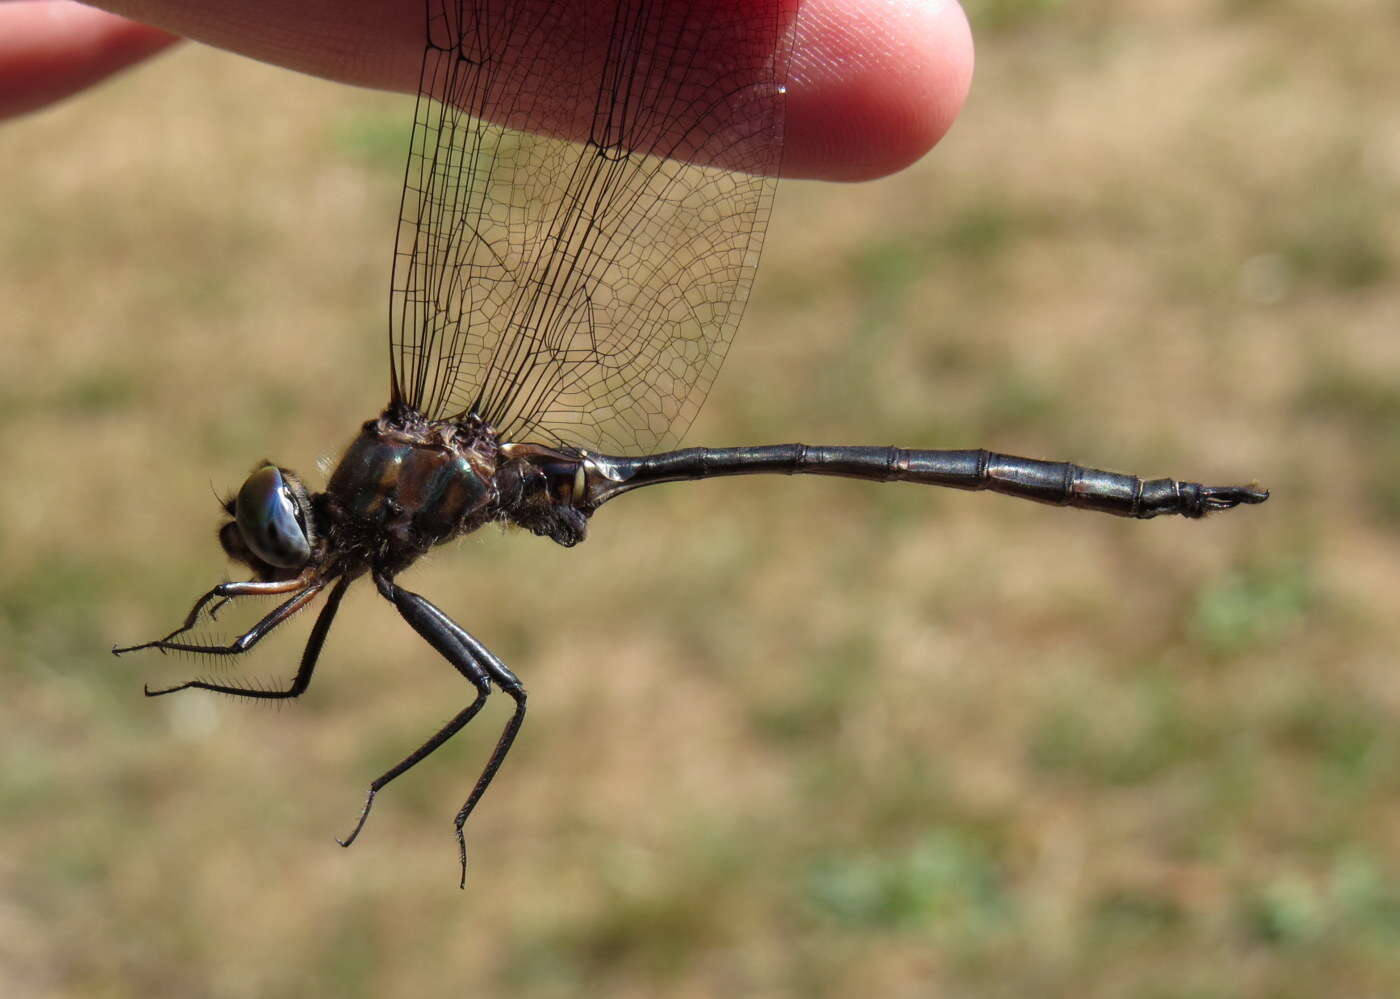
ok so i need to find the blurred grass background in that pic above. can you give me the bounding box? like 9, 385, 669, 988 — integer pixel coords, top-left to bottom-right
2, 0, 1398, 995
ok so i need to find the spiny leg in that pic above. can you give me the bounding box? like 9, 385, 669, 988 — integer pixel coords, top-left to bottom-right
112, 576, 313, 654
365, 572, 527, 888
417, 598, 526, 889
335, 636, 491, 853
392, 585, 527, 888
142, 576, 345, 700
118, 581, 327, 673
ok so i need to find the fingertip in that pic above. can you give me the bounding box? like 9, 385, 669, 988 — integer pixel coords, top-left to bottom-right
785, 0, 974, 181
0, 3, 179, 120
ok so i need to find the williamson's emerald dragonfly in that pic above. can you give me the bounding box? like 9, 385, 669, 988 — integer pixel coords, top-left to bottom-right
116, 0, 1268, 886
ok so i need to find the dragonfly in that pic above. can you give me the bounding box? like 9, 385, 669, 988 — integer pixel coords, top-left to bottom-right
115, 0, 1268, 887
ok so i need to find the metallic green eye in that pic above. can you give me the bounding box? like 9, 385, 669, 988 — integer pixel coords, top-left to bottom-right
235, 466, 311, 569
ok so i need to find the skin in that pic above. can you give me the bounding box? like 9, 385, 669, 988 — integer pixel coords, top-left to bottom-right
0, 0, 973, 182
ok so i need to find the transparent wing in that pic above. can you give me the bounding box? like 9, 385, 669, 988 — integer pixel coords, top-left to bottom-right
389, 0, 794, 453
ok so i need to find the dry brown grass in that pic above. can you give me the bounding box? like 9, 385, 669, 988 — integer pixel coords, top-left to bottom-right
2, 2, 1398, 996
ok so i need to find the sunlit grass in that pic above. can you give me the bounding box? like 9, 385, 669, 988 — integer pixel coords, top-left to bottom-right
1, 2, 1397, 997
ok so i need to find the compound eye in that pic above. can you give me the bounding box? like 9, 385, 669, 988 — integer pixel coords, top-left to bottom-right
234, 465, 311, 569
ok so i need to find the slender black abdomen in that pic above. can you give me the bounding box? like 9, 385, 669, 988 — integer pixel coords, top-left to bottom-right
579, 444, 1268, 520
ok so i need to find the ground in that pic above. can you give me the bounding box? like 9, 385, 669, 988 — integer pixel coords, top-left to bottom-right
1, 1, 1397, 996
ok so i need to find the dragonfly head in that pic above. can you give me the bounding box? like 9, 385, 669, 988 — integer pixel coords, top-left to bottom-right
220, 463, 317, 579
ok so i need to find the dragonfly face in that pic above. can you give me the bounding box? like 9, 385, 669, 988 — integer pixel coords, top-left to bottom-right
218, 464, 317, 583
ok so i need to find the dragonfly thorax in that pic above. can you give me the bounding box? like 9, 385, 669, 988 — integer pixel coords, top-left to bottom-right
316, 407, 499, 574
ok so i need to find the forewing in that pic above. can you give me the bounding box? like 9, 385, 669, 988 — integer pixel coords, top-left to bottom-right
389, 0, 793, 453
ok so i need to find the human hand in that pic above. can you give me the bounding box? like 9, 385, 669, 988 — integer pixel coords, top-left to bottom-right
1, 0, 972, 181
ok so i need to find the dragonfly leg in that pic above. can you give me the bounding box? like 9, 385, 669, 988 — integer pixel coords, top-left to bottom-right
116, 580, 326, 666
139, 577, 343, 699
357, 571, 527, 888
112, 576, 313, 654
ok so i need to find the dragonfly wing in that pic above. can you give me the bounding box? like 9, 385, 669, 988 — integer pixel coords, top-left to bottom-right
389, 0, 794, 453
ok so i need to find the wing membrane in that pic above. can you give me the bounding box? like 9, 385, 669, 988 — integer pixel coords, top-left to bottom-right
390, 0, 793, 453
